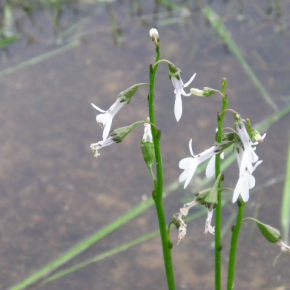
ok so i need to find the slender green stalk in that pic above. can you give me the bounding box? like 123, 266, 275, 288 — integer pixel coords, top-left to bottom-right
281, 131, 290, 244
227, 200, 245, 290
214, 81, 228, 290
148, 45, 175, 290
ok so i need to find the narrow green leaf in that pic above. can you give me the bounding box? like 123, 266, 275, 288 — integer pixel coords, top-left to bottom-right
281, 131, 290, 244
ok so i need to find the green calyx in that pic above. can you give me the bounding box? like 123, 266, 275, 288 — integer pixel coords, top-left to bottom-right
195, 173, 223, 208
244, 218, 282, 243
140, 140, 155, 170
118, 83, 149, 103
110, 121, 144, 143
167, 60, 182, 79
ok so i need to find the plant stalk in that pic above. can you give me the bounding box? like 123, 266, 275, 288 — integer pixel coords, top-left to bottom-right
227, 200, 245, 290
148, 45, 175, 290
215, 80, 228, 290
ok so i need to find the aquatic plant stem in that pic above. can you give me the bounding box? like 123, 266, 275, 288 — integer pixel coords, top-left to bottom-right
227, 199, 245, 290
148, 45, 175, 290
215, 79, 228, 290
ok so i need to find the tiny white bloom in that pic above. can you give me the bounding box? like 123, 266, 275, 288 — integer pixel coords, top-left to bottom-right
90, 137, 115, 158
142, 118, 153, 143
232, 148, 263, 202
204, 209, 215, 235
179, 139, 219, 188
171, 73, 196, 122
236, 122, 259, 176
91, 98, 126, 141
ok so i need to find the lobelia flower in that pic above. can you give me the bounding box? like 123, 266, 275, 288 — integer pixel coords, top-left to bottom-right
171, 73, 196, 122
179, 139, 220, 189
91, 98, 126, 141
236, 121, 259, 176
232, 147, 263, 203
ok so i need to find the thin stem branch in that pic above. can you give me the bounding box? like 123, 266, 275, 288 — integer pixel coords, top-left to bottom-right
227, 199, 245, 290
215, 79, 228, 290
148, 45, 175, 290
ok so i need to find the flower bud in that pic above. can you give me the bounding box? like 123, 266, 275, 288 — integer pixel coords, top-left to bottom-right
118, 83, 148, 103
110, 121, 144, 143
149, 28, 159, 45
190, 87, 216, 97
140, 120, 155, 169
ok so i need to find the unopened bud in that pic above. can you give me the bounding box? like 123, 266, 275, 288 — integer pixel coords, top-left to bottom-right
149, 28, 159, 45
110, 121, 143, 143
118, 83, 148, 103
190, 87, 216, 97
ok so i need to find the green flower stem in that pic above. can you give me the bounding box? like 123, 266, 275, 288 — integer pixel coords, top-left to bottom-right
215, 79, 228, 290
227, 199, 245, 290
148, 45, 175, 290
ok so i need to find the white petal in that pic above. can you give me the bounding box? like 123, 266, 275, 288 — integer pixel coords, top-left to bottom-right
174, 93, 182, 122
221, 152, 224, 159
179, 167, 192, 182
206, 155, 216, 178
252, 160, 263, 172
91, 103, 106, 113
171, 76, 183, 92
102, 118, 112, 141
179, 157, 194, 169
189, 139, 194, 156
96, 113, 107, 124
233, 180, 241, 203
184, 169, 195, 189
183, 73, 196, 88
240, 179, 250, 202
247, 174, 255, 189
251, 149, 259, 163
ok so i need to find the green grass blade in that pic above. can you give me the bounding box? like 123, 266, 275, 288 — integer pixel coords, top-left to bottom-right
281, 131, 290, 244
0, 39, 80, 79
202, 5, 279, 112
7, 103, 290, 290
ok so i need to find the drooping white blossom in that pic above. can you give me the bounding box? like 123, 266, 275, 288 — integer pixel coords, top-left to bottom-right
236, 122, 259, 176
232, 148, 263, 203
171, 73, 196, 122
179, 139, 219, 189
91, 98, 126, 141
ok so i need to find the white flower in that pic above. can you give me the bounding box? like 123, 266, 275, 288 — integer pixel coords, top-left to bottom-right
236, 122, 259, 176
232, 148, 263, 202
204, 209, 215, 235
171, 73, 196, 122
91, 98, 126, 141
142, 118, 153, 143
90, 137, 115, 158
179, 139, 219, 188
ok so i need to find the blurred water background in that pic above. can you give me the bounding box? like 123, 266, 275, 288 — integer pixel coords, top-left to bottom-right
0, 0, 290, 289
